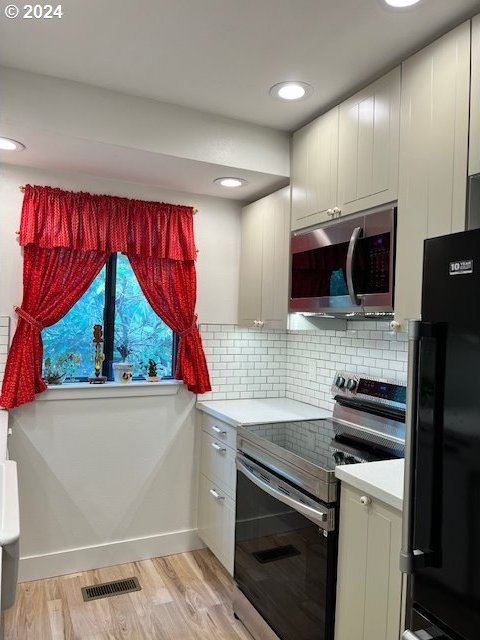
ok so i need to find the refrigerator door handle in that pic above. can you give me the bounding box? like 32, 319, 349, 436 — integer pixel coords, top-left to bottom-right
400, 320, 422, 574
400, 321, 447, 575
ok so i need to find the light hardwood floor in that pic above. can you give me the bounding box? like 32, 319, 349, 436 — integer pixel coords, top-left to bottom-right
3, 549, 253, 640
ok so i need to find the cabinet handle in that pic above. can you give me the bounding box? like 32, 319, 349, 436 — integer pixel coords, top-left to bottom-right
211, 442, 227, 453
211, 425, 227, 435
209, 488, 225, 501
360, 496, 371, 506
332, 206, 341, 217
257, 320, 264, 328
327, 208, 335, 217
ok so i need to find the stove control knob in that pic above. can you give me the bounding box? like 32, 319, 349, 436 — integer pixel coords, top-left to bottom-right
345, 456, 357, 464
333, 451, 345, 464
335, 376, 346, 389
346, 378, 357, 391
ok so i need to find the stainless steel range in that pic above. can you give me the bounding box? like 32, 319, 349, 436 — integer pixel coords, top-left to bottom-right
233, 371, 406, 640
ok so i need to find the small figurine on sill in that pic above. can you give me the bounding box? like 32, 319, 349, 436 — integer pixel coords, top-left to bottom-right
88, 324, 107, 384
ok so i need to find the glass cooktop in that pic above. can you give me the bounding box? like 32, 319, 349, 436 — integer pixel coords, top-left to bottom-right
243, 419, 338, 472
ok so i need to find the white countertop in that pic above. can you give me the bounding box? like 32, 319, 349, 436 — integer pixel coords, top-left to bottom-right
196, 398, 331, 427
335, 458, 404, 511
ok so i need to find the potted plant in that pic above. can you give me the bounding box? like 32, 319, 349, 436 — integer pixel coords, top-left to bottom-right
57, 352, 81, 382
145, 359, 160, 382
43, 357, 66, 385
112, 342, 134, 383
43, 353, 81, 385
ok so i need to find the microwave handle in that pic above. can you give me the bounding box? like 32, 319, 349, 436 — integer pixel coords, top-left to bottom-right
346, 226, 363, 306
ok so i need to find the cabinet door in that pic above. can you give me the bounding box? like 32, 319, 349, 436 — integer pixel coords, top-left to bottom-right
395, 22, 470, 326
335, 486, 369, 640
291, 107, 339, 230
198, 474, 235, 575
337, 67, 400, 216
363, 498, 403, 640
238, 188, 289, 329
261, 187, 290, 329
470, 15, 480, 176
335, 485, 403, 640
238, 199, 263, 327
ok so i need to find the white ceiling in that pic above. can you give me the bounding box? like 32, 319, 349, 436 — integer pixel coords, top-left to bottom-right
0, 0, 478, 132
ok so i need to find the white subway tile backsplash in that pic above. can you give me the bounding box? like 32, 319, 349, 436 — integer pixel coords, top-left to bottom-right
199, 320, 408, 406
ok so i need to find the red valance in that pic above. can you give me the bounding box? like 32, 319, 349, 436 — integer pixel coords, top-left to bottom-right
19, 185, 197, 259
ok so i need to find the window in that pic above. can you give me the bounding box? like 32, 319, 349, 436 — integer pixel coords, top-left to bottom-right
42, 253, 176, 381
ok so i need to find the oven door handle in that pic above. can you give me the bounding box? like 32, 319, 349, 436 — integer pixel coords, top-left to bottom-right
236, 458, 331, 530
346, 226, 363, 306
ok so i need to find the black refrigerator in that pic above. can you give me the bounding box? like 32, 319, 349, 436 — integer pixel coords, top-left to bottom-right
401, 229, 480, 640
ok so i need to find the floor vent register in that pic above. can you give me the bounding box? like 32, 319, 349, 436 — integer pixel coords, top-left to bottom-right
81, 577, 141, 602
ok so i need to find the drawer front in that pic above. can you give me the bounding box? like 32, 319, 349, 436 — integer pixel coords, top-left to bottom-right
201, 431, 236, 497
198, 473, 235, 575
201, 413, 237, 450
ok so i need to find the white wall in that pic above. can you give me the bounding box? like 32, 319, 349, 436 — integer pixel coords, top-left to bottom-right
0, 164, 242, 581
9, 388, 201, 581
0, 67, 290, 177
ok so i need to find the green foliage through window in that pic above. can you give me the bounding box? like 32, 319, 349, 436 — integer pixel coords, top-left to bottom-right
42, 254, 175, 381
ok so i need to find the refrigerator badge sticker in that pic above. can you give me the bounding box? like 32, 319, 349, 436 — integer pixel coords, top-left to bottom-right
449, 259, 474, 275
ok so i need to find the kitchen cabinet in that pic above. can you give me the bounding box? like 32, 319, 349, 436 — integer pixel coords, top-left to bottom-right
469, 14, 480, 177
337, 67, 400, 216
197, 412, 237, 575
395, 21, 470, 327
238, 187, 289, 329
335, 484, 403, 640
291, 68, 400, 231
291, 107, 339, 231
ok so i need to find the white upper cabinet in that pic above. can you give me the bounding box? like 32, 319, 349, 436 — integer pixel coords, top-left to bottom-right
395, 21, 470, 326
291, 69, 400, 232
238, 187, 290, 329
291, 107, 339, 231
469, 15, 480, 176
337, 68, 400, 216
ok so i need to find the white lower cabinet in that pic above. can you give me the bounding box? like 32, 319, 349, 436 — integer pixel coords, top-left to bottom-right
335, 484, 403, 640
197, 413, 236, 575
198, 473, 235, 575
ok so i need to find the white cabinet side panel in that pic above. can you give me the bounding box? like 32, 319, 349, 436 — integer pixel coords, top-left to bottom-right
470, 15, 480, 176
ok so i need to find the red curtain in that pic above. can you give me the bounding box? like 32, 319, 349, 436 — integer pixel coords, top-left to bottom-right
129, 255, 211, 394
19, 185, 196, 259
1, 184, 211, 408
0, 245, 108, 409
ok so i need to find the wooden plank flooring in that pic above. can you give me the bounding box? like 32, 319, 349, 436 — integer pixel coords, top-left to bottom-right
3, 549, 253, 640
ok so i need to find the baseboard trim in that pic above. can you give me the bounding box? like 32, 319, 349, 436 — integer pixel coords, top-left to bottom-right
18, 528, 205, 582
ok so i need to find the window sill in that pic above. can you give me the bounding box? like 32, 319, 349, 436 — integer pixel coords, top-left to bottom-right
37, 380, 184, 401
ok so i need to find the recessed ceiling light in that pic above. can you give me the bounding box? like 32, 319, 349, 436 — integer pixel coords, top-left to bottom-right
269, 81, 313, 102
0, 137, 25, 151
214, 177, 247, 188
384, 0, 421, 7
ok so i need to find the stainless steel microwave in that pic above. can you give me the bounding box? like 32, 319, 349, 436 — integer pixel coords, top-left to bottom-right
289, 206, 396, 316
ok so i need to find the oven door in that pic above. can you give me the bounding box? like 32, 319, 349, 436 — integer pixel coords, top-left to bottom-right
235, 455, 337, 640
289, 206, 395, 315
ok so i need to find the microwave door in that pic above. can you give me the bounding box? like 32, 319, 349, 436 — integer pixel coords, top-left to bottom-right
290, 218, 364, 314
